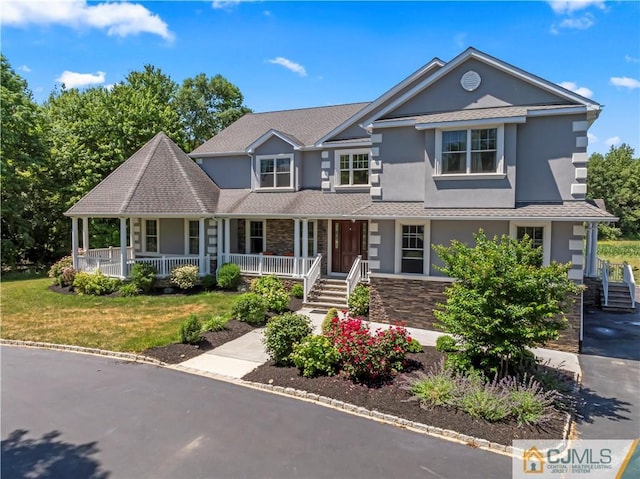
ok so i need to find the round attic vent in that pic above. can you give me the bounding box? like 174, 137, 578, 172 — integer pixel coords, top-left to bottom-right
460, 70, 481, 91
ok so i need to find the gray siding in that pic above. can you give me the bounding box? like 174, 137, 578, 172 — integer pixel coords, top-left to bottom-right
424, 124, 517, 208
254, 136, 294, 156
372, 220, 395, 273
551, 221, 579, 264
377, 127, 425, 201
200, 156, 251, 189
300, 150, 322, 189
333, 123, 368, 140
430, 220, 509, 275
387, 58, 570, 118
516, 115, 584, 202
159, 218, 184, 255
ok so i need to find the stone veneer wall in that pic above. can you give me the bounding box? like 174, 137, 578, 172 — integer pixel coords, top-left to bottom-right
583, 276, 601, 309
266, 219, 294, 255
369, 276, 583, 354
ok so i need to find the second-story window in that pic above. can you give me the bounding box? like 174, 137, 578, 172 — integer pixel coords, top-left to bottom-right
437, 126, 503, 176
336, 149, 370, 186
257, 154, 293, 188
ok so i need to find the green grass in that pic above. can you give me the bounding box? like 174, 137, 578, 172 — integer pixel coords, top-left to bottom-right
0, 278, 237, 352
598, 240, 640, 283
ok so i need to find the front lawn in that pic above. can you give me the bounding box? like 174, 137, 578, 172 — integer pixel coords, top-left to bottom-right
0, 278, 237, 352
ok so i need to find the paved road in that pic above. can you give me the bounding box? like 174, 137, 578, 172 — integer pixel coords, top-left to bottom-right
1, 346, 510, 479
577, 308, 640, 439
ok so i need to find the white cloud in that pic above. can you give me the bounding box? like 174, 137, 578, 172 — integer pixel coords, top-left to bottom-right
548, 1, 605, 15
605, 136, 621, 147
454, 32, 467, 49
263, 10, 272, 17
212, 1, 241, 10
18, 65, 31, 72
56, 70, 106, 88
267, 57, 307, 77
625, 55, 640, 63
559, 81, 593, 98
610, 76, 640, 89
2, 0, 173, 41
558, 13, 594, 30
587, 132, 598, 144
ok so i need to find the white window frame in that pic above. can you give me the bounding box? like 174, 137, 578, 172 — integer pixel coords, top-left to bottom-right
434, 125, 505, 179
509, 221, 551, 266
245, 219, 267, 254
334, 149, 371, 188
299, 220, 318, 257
184, 219, 200, 256
394, 220, 430, 275
255, 154, 294, 190
142, 219, 160, 255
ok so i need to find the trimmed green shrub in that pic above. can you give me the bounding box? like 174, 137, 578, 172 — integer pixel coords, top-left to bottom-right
321, 308, 339, 335
130, 262, 156, 293
290, 283, 304, 299
170, 264, 199, 290
348, 284, 369, 316
231, 292, 267, 325
118, 282, 140, 297
73, 271, 121, 296
180, 314, 202, 344
201, 274, 216, 291
263, 312, 313, 365
435, 335, 458, 353
48, 256, 74, 286
406, 338, 424, 353
217, 263, 240, 290
201, 314, 229, 332
251, 275, 289, 313
292, 335, 340, 377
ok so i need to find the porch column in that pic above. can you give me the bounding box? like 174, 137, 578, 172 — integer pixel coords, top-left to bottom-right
216, 218, 223, 269
81, 217, 89, 252
199, 217, 206, 276
588, 222, 598, 277
224, 218, 231, 256
302, 219, 309, 258
119, 217, 127, 279
293, 219, 301, 277
71, 216, 79, 269
129, 218, 135, 254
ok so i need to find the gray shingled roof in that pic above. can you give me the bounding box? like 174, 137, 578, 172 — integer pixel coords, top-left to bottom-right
217, 189, 372, 216
352, 201, 617, 221
376, 105, 581, 126
65, 132, 220, 217
190, 102, 370, 155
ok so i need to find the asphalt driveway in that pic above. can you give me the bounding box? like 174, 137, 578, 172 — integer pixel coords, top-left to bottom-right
1, 346, 510, 479
577, 306, 640, 439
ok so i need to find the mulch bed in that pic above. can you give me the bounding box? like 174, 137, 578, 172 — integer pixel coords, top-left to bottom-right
142, 320, 257, 364
242, 346, 569, 446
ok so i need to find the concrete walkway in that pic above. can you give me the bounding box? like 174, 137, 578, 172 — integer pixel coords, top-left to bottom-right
178, 308, 581, 378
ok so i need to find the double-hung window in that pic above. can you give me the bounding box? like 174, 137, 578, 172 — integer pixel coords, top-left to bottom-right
298, 220, 317, 256
510, 222, 551, 266
187, 220, 199, 255
437, 126, 503, 176
248, 220, 265, 254
395, 222, 429, 275
257, 154, 293, 189
336, 149, 369, 186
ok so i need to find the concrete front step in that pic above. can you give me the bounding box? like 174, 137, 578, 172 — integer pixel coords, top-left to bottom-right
303, 301, 348, 310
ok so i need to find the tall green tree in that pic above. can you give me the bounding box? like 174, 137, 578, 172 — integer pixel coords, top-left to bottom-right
0, 55, 48, 266
587, 144, 640, 238
176, 73, 250, 151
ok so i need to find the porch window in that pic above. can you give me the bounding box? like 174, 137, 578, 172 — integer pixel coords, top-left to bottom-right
436, 126, 504, 176
257, 154, 293, 189
188, 220, 199, 255
509, 221, 551, 266
336, 149, 369, 186
516, 226, 544, 248
144, 220, 158, 253
298, 220, 316, 256
249, 220, 265, 254
401, 225, 424, 274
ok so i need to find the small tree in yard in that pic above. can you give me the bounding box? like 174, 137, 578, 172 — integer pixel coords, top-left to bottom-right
433, 231, 583, 377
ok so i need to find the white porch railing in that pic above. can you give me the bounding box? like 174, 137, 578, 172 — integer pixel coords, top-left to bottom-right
131, 256, 211, 278
304, 255, 323, 303
221, 253, 314, 278
346, 256, 362, 298
77, 251, 210, 278
80, 246, 135, 260
360, 260, 370, 283
602, 262, 610, 307
77, 256, 124, 278
623, 262, 636, 309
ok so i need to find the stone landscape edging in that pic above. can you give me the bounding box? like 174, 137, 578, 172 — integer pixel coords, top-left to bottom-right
1, 340, 575, 458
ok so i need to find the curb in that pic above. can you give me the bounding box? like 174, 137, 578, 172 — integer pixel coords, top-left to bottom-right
2, 341, 576, 458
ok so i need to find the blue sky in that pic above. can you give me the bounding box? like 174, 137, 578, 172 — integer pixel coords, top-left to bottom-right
2, 0, 639, 155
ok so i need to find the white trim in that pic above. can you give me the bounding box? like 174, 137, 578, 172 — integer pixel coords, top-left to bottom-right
362, 48, 600, 127
527, 106, 587, 117
245, 219, 267, 254
571, 183, 587, 196
415, 116, 525, 130
395, 220, 430, 275
568, 269, 583, 280
368, 260, 380, 270
573, 225, 586, 236
370, 272, 454, 283
183, 219, 201, 256
246, 129, 302, 152
189, 151, 247, 159
255, 153, 294, 190
369, 234, 381, 245
334, 148, 371, 187
315, 58, 445, 146
369, 246, 378, 257
324, 140, 372, 148
370, 187, 382, 197
575, 168, 588, 180
571, 152, 588, 164
321, 151, 329, 159
369, 221, 379, 233
571, 254, 584, 266
369, 118, 416, 129
572, 121, 589, 132
509, 221, 552, 266
435, 124, 505, 176
142, 218, 159, 254
433, 173, 506, 181
569, 239, 583, 251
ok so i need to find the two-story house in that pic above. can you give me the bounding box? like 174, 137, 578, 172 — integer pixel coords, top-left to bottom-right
66, 48, 616, 352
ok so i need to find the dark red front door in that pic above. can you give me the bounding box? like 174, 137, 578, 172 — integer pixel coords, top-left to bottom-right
331, 220, 368, 273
